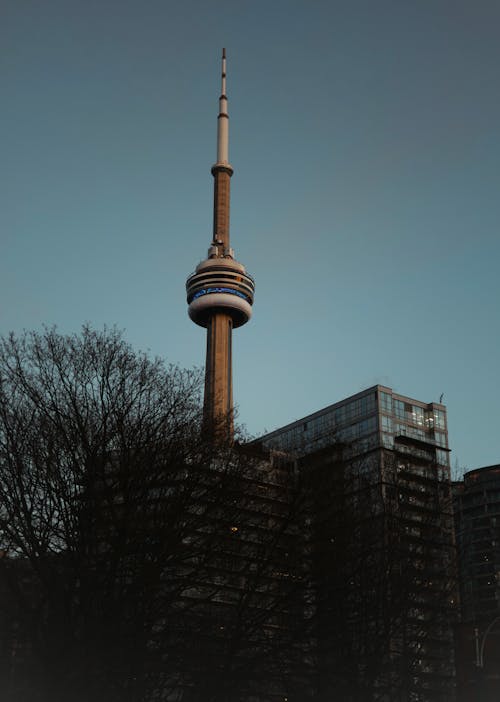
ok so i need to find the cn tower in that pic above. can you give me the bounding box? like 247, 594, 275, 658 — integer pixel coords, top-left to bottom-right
186, 49, 255, 440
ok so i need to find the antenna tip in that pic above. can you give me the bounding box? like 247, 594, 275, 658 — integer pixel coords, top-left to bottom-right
222, 48, 226, 59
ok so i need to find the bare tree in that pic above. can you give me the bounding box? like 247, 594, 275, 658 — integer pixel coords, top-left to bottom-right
0, 327, 306, 702
0, 326, 210, 700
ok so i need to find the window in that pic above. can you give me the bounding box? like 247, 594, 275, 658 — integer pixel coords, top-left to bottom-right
337, 393, 376, 424
436, 449, 449, 466
395, 422, 426, 442
412, 406, 425, 426
382, 434, 394, 448
359, 416, 377, 435
394, 399, 405, 419
381, 415, 392, 432
380, 391, 392, 412
434, 431, 447, 448
425, 411, 434, 429
434, 409, 446, 429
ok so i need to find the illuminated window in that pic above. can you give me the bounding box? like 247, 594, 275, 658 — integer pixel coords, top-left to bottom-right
412, 406, 425, 426
434, 409, 446, 429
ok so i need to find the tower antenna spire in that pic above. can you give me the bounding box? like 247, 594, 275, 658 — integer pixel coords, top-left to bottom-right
221, 47, 227, 95
216, 48, 229, 166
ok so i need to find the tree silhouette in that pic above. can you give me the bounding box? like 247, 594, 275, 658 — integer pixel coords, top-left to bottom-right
0, 327, 307, 702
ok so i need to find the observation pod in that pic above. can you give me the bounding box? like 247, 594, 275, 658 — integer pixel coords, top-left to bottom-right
186, 256, 255, 329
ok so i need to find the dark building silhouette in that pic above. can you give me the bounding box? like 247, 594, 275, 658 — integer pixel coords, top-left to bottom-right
257, 385, 458, 701
453, 465, 500, 702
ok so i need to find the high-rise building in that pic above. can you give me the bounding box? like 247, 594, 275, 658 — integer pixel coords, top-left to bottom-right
453, 465, 500, 701
186, 49, 255, 440
258, 385, 450, 465
453, 465, 500, 624
257, 385, 458, 701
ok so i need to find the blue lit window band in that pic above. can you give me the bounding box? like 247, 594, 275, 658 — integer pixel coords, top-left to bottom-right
192, 287, 249, 302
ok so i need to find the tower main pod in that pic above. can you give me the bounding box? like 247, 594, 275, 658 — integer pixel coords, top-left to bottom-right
186, 50, 255, 440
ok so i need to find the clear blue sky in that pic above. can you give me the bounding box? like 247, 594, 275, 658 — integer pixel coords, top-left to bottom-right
2, 0, 499, 474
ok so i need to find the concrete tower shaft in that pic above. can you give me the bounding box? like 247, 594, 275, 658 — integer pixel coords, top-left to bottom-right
212, 168, 232, 253
186, 49, 254, 440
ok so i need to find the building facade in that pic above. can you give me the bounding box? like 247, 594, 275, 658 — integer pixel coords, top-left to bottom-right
257, 385, 458, 701
259, 385, 450, 467
453, 465, 500, 701
453, 465, 500, 625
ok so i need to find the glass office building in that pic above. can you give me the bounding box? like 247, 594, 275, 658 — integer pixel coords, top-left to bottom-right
260, 385, 450, 470
258, 385, 457, 702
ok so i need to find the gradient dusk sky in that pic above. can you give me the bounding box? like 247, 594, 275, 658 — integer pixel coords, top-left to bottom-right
2, 0, 499, 473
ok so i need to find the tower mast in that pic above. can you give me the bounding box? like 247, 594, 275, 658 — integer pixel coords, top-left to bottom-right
186, 49, 255, 441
